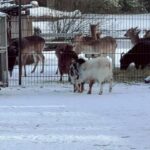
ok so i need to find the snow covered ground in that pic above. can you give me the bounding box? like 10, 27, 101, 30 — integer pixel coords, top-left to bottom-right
0, 83, 150, 150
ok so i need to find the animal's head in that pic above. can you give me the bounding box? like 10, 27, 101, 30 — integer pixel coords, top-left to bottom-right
69, 58, 86, 84
34, 27, 42, 36
7, 42, 18, 77
124, 27, 140, 38
73, 34, 83, 44
120, 52, 131, 70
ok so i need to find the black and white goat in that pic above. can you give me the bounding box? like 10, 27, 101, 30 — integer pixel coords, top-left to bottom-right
69, 57, 113, 95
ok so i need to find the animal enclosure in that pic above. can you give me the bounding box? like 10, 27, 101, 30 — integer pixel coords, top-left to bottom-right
1, 3, 150, 86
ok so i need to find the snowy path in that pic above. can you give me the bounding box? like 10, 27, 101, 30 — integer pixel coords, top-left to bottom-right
0, 83, 150, 150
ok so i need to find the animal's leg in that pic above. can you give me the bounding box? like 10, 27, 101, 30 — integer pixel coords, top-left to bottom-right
68, 74, 71, 82
40, 53, 45, 73
109, 78, 113, 93
22, 54, 28, 77
112, 53, 115, 68
31, 54, 39, 73
59, 71, 63, 82
77, 83, 84, 93
73, 84, 77, 92
55, 67, 59, 74
135, 64, 139, 69
141, 64, 146, 69
99, 82, 104, 95
87, 80, 94, 94
80, 82, 84, 93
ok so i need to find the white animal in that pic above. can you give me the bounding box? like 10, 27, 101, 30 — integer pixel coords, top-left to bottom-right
69, 57, 113, 95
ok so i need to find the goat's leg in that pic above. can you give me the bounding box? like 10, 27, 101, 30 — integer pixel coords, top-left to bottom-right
80, 82, 84, 93
109, 78, 113, 93
87, 80, 94, 94
73, 84, 77, 92
99, 82, 104, 95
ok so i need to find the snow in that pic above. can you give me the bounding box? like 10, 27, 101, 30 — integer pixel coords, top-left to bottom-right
29, 7, 81, 18
0, 82, 150, 150
1, 52, 150, 150
0, 11, 6, 16
145, 76, 150, 83
1, 50, 150, 150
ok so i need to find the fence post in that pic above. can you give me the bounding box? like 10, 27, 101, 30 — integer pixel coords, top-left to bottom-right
18, 0, 22, 85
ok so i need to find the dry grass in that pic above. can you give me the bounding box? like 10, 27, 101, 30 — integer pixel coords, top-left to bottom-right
114, 66, 150, 83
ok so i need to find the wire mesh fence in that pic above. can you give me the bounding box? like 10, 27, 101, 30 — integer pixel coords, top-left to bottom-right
1, 2, 150, 86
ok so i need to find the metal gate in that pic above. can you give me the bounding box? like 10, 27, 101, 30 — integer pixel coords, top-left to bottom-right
0, 12, 8, 87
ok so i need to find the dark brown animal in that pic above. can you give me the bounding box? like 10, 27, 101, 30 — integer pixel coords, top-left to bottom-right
55, 44, 78, 81
120, 41, 150, 70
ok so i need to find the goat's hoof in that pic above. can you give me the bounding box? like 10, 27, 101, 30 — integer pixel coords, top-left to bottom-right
99, 91, 103, 95
87, 91, 91, 94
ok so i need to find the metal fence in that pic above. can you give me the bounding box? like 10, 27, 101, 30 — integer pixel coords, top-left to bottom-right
0, 13, 8, 87
2, 3, 150, 86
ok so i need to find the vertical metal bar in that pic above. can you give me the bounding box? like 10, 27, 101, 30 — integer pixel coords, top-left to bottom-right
18, 0, 22, 85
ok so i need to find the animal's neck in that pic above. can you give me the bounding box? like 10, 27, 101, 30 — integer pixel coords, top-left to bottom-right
90, 26, 97, 40
131, 34, 140, 45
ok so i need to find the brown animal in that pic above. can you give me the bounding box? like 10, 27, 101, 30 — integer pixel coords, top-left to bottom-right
124, 27, 141, 45
90, 23, 102, 40
55, 44, 78, 81
124, 27, 150, 46
8, 35, 45, 77
73, 34, 117, 67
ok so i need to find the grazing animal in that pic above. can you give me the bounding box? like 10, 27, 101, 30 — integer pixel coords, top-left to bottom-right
69, 57, 113, 95
120, 41, 150, 70
73, 33, 117, 68
124, 27, 150, 45
8, 35, 45, 77
55, 44, 78, 81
